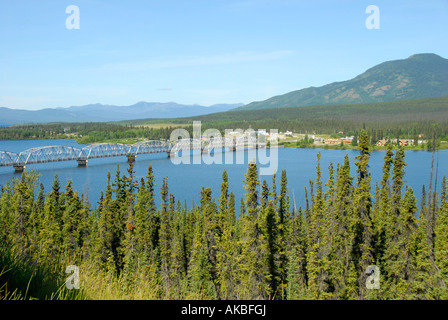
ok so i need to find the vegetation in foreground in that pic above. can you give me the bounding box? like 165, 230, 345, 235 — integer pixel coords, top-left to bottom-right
1, 130, 448, 300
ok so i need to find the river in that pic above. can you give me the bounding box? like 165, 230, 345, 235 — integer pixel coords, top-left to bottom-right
1, 139, 447, 210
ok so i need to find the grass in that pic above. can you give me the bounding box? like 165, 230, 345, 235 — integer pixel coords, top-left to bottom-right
0, 248, 87, 300
0, 245, 167, 300
78, 264, 162, 300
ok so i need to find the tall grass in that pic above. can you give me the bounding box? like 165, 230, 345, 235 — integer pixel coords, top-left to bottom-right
1, 246, 169, 300
0, 248, 87, 300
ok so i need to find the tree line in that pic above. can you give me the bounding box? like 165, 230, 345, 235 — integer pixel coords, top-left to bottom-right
0, 122, 176, 143
2, 97, 448, 146
1, 130, 448, 299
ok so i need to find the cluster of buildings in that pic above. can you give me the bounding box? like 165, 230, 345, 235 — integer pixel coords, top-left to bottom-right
222, 130, 428, 148
375, 138, 426, 146
322, 137, 354, 145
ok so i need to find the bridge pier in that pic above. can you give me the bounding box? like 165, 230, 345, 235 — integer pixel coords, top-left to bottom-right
13, 165, 26, 173
77, 159, 88, 167
127, 155, 137, 163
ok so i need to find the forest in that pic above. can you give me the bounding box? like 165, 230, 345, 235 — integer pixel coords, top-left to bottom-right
1, 97, 448, 146
0, 122, 178, 143
1, 130, 448, 300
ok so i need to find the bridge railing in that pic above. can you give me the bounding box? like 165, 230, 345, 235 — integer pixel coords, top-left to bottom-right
79, 143, 131, 160
129, 140, 172, 155
170, 138, 203, 154
0, 138, 265, 168
15, 146, 83, 165
0, 151, 20, 167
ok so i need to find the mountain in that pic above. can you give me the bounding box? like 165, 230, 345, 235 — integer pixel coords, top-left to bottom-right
238, 53, 448, 110
0, 102, 243, 125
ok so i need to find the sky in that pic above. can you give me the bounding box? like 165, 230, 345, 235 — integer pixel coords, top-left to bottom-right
0, 0, 447, 110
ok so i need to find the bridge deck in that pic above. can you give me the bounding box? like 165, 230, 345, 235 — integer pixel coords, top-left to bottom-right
0, 139, 266, 169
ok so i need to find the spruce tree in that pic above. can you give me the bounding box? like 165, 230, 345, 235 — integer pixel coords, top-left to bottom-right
306, 152, 331, 299
217, 173, 238, 299
239, 162, 269, 299
434, 176, 448, 298
61, 180, 83, 263
353, 129, 374, 299
410, 185, 436, 299
286, 207, 308, 299
159, 177, 172, 298
329, 154, 354, 299
11, 172, 37, 258
373, 144, 394, 275
277, 170, 290, 293
260, 201, 279, 298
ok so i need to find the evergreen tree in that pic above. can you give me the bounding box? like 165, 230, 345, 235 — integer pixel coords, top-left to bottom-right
61, 180, 83, 263
11, 172, 37, 258
28, 183, 45, 257
133, 165, 158, 271
373, 144, 394, 274
286, 208, 308, 299
410, 185, 436, 299
434, 176, 448, 298
217, 173, 238, 299
92, 172, 117, 275
353, 129, 374, 299
159, 177, 172, 298
238, 162, 269, 299
383, 187, 418, 298
39, 175, 63, 264
306, 152, 331, 299
329, 154, 354, 299
260, 201, 279, 298
277, 170, 290, 294
187, 205, 214, 299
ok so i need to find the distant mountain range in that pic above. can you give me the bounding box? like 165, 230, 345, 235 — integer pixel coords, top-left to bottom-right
0, 102, 243, 125
238, 53, 448, 110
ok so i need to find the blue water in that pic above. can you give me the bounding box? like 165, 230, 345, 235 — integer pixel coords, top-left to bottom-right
1, 139, 447, 211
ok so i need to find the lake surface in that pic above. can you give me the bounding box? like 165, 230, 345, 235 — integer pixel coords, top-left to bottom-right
1, 139, 447, 211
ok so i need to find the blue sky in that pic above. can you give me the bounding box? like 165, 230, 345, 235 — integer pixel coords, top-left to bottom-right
0, 0, 447, 110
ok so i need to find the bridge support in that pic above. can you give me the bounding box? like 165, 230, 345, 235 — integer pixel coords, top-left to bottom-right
127, 155, 137, 163
77, 159, 88, 167
13, 165, 26, 173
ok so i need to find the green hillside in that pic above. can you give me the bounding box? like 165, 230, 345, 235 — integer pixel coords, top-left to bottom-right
238, 53, 448, 110
193, 96, 448, 123
121, 97, 448, 142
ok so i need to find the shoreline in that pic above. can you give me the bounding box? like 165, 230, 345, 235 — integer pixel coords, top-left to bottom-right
1, 137, 446, 152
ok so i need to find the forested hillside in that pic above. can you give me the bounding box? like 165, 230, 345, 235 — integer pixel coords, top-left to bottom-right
238, 53, 448, 110
190, 96, 448, 138
1, 130, 448, 300
127, 97, 448, 142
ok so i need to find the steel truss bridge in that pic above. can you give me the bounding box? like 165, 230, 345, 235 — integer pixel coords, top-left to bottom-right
0, 137, 266, 172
